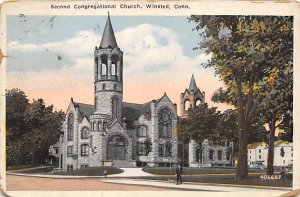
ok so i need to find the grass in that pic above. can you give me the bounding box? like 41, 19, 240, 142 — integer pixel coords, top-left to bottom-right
141, 167, 292, 187
142, 167, 265, 175
52, 166, 123, 176
6, 164, 43, 171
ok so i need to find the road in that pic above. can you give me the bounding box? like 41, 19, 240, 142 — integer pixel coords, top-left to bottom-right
5, 175, 169, 191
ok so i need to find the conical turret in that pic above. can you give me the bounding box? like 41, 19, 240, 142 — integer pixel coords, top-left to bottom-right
100, 13, 118, 48
188, 74, 197, 91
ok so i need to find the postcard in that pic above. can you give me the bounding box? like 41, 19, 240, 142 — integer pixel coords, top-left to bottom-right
0, 1, 299, 197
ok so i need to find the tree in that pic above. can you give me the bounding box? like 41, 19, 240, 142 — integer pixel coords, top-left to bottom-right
191, 15, 293, 180
257, 65, 292, 175
6, 89, 65, 166
178, 103, 220, 165
177, 118, 190, 165
6, 88, 30, 165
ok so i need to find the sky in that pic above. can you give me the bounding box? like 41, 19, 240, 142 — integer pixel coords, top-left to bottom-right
6, 15, 229, 115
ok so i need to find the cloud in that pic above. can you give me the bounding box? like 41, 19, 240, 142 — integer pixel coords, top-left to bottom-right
8, 41, 38, 51
6, 23, 229, 113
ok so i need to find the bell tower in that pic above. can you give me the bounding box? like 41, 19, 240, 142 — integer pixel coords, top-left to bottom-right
94, 14, 123, 122
180, 74, 205, 117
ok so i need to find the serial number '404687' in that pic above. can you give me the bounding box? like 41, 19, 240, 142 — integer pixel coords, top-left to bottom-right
260, 175, 282, 180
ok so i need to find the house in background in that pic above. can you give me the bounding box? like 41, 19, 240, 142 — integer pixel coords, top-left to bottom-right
247, 141, 293, 168
247, 142, 268, 168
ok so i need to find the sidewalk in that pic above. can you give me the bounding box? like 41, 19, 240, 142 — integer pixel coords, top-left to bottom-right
102, 178, 292, 193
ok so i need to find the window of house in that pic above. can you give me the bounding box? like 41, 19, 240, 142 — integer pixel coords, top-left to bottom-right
226, 151, 231, 161
81, 144, 89, 156
112, 97, 119, 120
283, 160, 285, 164
137, 143, 145, 156
67, 165, 73, 171
67, 113, 74, 141
209, 149, 214, 160
103, 83, 106, 90
159, 144, 164, 156
144, 111, 151, 120
81, 164, 88, 170
81, 128, 89, 139
250, 155, 251, 159
259, 149, 261, 153
103, 122, 107, 131
165, 143, 172, 157
138, 125, 148, 137
158, 108, 172, 138
67, 146, 73, 157
259, 155, 261, 159
218, 150, 222, 160
55, 148, 59, 154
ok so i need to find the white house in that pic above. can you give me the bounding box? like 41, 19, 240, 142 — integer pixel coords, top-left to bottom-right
247, 141, 293, 168
247, 142, 268, 168
272, 141, 293, 167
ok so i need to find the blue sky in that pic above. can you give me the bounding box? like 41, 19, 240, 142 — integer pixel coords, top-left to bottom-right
6, 15, 227, 113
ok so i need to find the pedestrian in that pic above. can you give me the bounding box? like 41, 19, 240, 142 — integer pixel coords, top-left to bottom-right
175, 164, 183, 184
104, 169, 107, 178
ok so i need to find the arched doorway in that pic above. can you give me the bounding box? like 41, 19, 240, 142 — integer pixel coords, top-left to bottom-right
107, 135, 126, 160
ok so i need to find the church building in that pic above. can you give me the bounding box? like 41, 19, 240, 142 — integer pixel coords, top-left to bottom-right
57, 15, 178, 170
55, 15, 233, 170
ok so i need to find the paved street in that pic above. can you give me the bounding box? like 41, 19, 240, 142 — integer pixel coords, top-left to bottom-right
6, 175, 168, 191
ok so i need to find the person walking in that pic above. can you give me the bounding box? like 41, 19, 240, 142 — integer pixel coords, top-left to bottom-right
175, 164, 183, 184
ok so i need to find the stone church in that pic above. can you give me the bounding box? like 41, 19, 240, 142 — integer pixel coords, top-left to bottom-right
55, 15, 232, 170
57, 15, 178, 170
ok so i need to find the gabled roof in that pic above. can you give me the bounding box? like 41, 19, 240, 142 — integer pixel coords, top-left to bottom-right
274, 140, 292, 146
99, 13, 118, 48
122, 102, 151, 121
247, 142, 268, 149
73, 102, 94, 119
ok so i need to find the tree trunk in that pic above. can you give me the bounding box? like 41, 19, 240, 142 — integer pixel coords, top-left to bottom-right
267, 116, 276, 175
236, 82, 249, 181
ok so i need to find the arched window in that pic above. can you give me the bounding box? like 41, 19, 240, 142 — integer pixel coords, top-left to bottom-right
102, 63, 107, 76
158, 108, 172, 138
195, 99, 201, 106
112, 97, 119, 120
111, 64, 116, 76
103, 84, 106, 90
67, 113, 74, 141
138, 125, 148, 137
184, 100, 190, 111
93, 122, 96, 131
101, 54, 108, 77
81, 128, 89, 139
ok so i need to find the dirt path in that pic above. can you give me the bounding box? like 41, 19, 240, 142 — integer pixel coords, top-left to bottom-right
6, 175, 169, 191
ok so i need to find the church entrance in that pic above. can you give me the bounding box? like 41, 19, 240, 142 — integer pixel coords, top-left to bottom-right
107, 135, 125, 160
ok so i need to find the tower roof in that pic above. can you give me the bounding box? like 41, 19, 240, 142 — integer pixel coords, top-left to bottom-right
188, 74, 197, 91
100, 13, 118, 48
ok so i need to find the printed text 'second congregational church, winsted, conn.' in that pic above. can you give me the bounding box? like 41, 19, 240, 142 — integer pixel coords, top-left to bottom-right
55, 15, 233, 170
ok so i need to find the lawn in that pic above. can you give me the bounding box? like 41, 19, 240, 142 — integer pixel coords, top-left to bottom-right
52, 166, 123, 176
142, 167, 265, 175
141, 167, 292, 187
